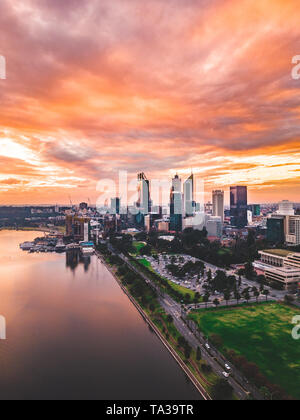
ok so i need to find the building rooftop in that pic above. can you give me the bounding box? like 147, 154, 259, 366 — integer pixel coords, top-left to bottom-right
262, 249, 291, 257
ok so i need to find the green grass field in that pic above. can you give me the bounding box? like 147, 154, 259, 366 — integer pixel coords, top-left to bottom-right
132, 241, 146, 254
189, 302, 300, 399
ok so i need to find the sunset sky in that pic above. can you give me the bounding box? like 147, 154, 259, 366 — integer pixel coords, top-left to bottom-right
0, 0, 299, 205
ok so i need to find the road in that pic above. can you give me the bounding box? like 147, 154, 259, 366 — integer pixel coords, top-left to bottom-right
106, 243, 263, 400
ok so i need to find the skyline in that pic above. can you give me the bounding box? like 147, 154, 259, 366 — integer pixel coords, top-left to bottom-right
0, 0, 300, 205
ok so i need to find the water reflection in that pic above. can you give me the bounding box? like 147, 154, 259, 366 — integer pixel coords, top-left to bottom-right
0, 231, 201, 400
66, 249, 91, 273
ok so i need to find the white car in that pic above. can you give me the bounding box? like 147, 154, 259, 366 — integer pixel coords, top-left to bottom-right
225, 364, 231, 371
205, 343, 211, 350
222, 372, 230, 378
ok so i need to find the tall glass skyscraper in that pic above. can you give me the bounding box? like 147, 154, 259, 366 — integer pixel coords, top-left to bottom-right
137, 172, 150, 215
170, 174, 183, 231
230, 186, 248, 228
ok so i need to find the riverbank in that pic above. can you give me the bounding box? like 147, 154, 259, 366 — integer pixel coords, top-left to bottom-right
96, 251, 212, 401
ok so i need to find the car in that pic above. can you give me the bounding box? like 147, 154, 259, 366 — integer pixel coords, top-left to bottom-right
222, 372, 230, 378
225, 364, 231, 371
205, 343, 211, 350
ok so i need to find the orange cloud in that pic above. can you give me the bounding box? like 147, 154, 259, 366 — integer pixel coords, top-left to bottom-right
0, 0, 299, 204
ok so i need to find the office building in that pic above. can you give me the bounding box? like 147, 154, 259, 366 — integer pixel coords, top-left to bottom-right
212, 190, 224, 223
137, 172, 150, 215
66, 215, 91, 242
248, 204, 261, 217
111, 197, 120, 215
277, 200, 295, 216
206, 216, 222, 238
230, 186, 248, 228
285, 215, 300, 246
184, 173, 195, 217
255, 249, 300, 291
170, 174, 183, 232
267, 216, 285, 244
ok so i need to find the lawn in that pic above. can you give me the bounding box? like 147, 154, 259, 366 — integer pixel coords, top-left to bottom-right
132, 241, 146, 253
189, 302, 300, 399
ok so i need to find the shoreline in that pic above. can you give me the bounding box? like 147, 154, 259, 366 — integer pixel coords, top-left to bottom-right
96, 251, 211, 401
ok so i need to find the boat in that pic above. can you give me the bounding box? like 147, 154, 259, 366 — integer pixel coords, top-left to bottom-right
20, 242, 34, 251
55, 240, 66, 253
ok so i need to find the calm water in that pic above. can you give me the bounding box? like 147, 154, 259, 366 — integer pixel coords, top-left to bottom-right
0, 231, 200, 400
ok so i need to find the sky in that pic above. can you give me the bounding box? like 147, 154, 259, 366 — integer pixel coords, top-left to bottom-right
0, 0, 299, 205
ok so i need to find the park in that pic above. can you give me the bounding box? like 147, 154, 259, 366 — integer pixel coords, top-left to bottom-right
189, 302, 300, 399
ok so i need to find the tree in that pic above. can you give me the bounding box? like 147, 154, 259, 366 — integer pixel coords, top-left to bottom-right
223, 291, 231, 306
211, 379, 234, 400
166, 314, 173, 324
213, 298, 220, 308
196, 346, 202, 361
243, 291, 251, 304
244, 261, 255, 280
254, 290, 260, 303
184, 345, 192, 360
284, 294, 295, 305
203, 294, 210, 309
263, 289, 270, 301
234, 291, 241, 305
149, 303, 155, 312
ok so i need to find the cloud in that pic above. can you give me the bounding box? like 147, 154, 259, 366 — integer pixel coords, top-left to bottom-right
0, 0, 299, 203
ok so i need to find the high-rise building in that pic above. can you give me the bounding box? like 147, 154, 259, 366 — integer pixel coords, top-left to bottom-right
248, 204, 261, 217
184, 173, 195, 217
267, 216, 285, 244
170, 174, 183, 232
111, 197, 120, 215
137, 172, 150, 215
212, 190, 224, 223
286, 215, 300, 246
277, 200, 295, 216
230, 186, 248, 228
66, 215, 90, 241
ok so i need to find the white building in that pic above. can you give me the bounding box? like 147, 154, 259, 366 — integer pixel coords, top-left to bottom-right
255, 250, 300, 290
285, 216, 300, 246
206, 216, 223, 238
277, 200, 295, 216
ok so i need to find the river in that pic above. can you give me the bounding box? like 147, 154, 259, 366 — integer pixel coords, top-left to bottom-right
0, 231, 201, 400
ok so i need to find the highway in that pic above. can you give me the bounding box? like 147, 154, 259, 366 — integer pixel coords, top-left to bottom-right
106, 243, 264, 400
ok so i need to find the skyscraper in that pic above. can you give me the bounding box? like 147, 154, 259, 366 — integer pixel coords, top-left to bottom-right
137, 172, 150, 215
212, 190, 224, 223
111, 197, 120, 215
170, 174, 183, 232
230, 186, 248, 228
184, 173, 195, 217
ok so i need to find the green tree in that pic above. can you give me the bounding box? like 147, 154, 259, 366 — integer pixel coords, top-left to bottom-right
203, 293, 210, 309
212, 379, 233, 400
223, 291, 231, 306
263, 289, 270, 301
213, 298, 220, 308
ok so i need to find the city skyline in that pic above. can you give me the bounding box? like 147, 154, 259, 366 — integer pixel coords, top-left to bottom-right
0, 0, 300, 205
